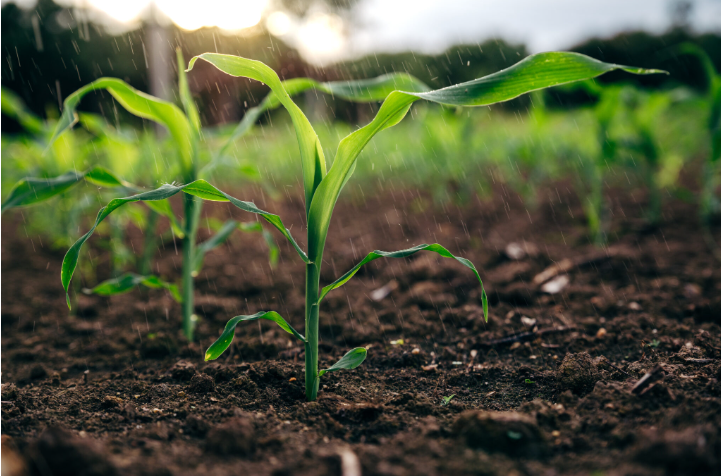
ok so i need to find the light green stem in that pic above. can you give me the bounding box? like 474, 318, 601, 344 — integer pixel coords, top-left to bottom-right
182, 194, 200, 341
305, 263, 320, 401
305, 264, 320, 402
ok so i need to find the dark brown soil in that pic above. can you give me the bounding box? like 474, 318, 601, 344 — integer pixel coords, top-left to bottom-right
2, 181, 721, 476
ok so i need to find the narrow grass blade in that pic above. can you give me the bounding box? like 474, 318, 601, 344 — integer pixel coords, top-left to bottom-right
84, 272, 181, 302
307, 52, 666, 268
2, 167, 129, 213
187, 53, 326, 215
61, 180, 307, 309
205, 311, 305, 361
318, 243, 488, 321
48, 77, 194, 172
318, 347, 367, 377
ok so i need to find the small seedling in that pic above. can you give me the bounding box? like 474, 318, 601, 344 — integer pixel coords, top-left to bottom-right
524, 378, 535, 384
441, 395, 455, 406
2, 50, 276, 340
55, 51, 661, 401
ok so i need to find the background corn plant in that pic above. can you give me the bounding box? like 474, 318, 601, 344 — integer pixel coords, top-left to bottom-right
1, 50, 277, 339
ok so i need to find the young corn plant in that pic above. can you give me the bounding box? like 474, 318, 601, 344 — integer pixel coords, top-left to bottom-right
1, 50, 275, 340
671, 44, 721, 260
58, 52, 661, 401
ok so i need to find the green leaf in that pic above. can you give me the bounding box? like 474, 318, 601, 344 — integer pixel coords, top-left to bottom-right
318, 243, 488, 321
307, 51, 666, 268
1, 167, 131, 213
238, 221, 280, 267
441, 395, 456, 405
209, 73, 431, 171
318, 347, 367, 377
1, 86, 45, 135
205, 311, 305, 361
84, 272, 181, 302
177, 48, 201, 135
187, 53, 326, 215
143, 199, 185, 239
61, 179, 307, 308
192, 219, 280, 276
48, 77, 194, 173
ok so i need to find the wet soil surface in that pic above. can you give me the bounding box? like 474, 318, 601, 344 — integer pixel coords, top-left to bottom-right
2, 182, 721, 476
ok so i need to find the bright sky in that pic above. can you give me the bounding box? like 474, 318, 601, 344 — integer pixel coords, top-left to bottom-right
3, 0, 721, 64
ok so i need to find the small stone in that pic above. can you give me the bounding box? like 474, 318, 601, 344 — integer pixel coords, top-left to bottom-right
205, 416, 256, 456
453, 410, 547, 457
557, 352, 599, 394
188, 373, 215, 394
596, 328, 607, 338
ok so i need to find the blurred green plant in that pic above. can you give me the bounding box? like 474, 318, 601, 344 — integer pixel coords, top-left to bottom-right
1, 51, 277, 340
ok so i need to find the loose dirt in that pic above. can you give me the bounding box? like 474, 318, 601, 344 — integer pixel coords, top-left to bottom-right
2, 181, 720, 475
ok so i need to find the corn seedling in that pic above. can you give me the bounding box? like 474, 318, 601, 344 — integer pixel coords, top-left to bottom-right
56, 51, 661, 401
1, 50, 277, 340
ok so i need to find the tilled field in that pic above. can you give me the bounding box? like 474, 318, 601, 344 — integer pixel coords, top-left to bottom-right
2, 182, 720, 476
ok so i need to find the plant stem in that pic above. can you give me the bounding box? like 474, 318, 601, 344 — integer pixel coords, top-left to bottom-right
138, 209, 159, 275
181, 194, 200, 341
304, 262, 320, 401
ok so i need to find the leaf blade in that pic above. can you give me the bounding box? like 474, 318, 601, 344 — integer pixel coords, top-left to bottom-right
60, 180, 307, 308
318, 243, 488, 321
48, 77, 194, 173
307, 51, 666, 272
188, 53, 325, 215
318, 347, 367, 377
84, 273, 181, 302
205, 311, 305, 361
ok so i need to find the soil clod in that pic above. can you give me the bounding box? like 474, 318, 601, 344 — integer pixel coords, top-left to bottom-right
452, 410, 547, 457
557, 352, 600, 394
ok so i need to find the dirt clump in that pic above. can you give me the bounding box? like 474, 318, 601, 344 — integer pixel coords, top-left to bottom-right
25, 426, 118, 476
170, 360, 197, 381
187, 372, 215, 394
452, 410, 547, 457
205, 416, 256, 456
557, 352, 600, 394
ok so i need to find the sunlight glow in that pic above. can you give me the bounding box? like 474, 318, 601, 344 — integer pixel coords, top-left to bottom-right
87, 0, 149, 23
266, 11, 292, 36
156, 0, 267, 31
297, 12, 346, 64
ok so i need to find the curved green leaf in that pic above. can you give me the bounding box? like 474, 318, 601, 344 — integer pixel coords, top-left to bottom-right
61, 179, 307, 308
84, 272, 181, 302
318, 347, 367, 377
1, 87, 45, 135
206, 73, 430, 173
48, 77, 194, 173
318, 243, 487, 321
307, 52, 667, 267
187, 53, 326, 215
192, 219, 279, 275
205, 310, 305, 361
177, 48, 201, 136
2, 167, 130, 213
